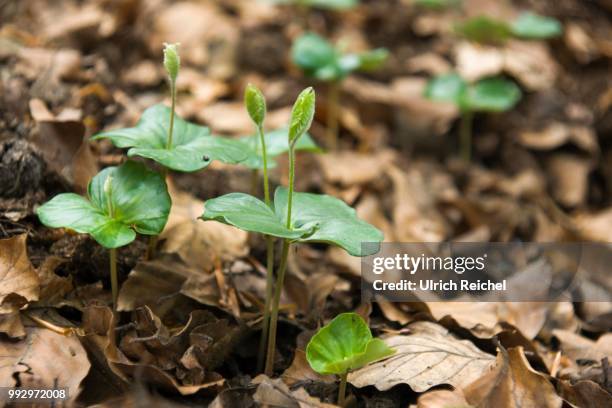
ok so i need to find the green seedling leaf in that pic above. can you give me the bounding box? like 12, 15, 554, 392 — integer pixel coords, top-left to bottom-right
288, 87, 316, 146
245, 84, 266, 127
414, 0, 461, 9
92, 104, 248, 172
265, 0, 358, 10
455, 16, 512, 44
238, 128, 321, 169
163, 42, 180, 82
511, 12, 563, 39
306, 313, 395, 375
201, 187, 383, 256
425, 74, 521, 113
424, 73, 467, 105
292, 33, 388, 81
292, 33, 342, 81
37, 161, 171, 249
273, 187, 383, 256
464, 77, 522, 112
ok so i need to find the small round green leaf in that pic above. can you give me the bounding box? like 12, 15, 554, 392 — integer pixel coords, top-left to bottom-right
511, 12, 563, 39
245, 84, 266, 127
292, 33, 343, 81
92, 104, 248, 172
464, 77, 522, 112
37, 161, 171, 249
414, 0, 461, 9
455, 16, 512, 44
424, 73, 467, 105
163, 42, 180, 82
288, 88, 316, 146
306, 313, 395, 375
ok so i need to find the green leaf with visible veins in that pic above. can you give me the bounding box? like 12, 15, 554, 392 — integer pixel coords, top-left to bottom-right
237, 128, 322, 169
200, 187, 383, 256
37, 161, 171, 249
92, 104, 249, 172
306, 313, 395, 375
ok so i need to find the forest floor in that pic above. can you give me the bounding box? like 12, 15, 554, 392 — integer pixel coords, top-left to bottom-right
0, 0, 611, 406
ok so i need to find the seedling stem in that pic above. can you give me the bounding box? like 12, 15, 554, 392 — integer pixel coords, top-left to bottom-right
460, 110, 473, 162
256, 121, 276, 372
167, 82, 176, 150
104, 176, 119, 310
338, 371, 348, 406
264, 145, 296, 376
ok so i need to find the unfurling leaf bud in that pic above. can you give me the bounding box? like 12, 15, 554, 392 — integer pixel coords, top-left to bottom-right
288, 87, 316, 146
245, 84, 266, 127
163, 42, 180, 82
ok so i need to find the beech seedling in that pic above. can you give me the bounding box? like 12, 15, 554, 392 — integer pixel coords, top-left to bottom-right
292, 32, 388, 149
306, 313, 395, 405
456, 13, 562, 44
425, 74, 521, 162
267, 0, 359, 11
201, 88, 383, 376
37, 161, 171, 309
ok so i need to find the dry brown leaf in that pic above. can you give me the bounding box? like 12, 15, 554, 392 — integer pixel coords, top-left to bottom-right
282, 331, 335, 387
0, 312, 25, 338
162, 183, 248, 271
0, 234, 39, 314
557, 379, 612, 408
547, 154, 592, 207
317, 150, 394, 187
417, 388, 471, 408
503, 40, 557, 91
387, 165, 449, 242
0, 325, 90, 404
348, 321, 495, 392
463, 347, 563, 408
552, 330, 612, 362
456, 42, 504, 82
517, 122, 598, 154
29, 98, 97, 193
572, 208, 612, 242
253, 375, 336, 408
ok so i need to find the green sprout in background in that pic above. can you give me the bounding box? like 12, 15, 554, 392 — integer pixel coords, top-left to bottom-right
306, 313, 395, 406
414, 0, 462, 10
92, 43, 252, 257
425, 73, 521, 162
292, 32, 388, 150
37, 161, 171, 310
266, 0, 358, 10
201, 88, 384, 376
455, 12, 563, 44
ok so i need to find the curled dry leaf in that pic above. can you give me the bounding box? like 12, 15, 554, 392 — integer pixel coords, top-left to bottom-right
0, 234, 39, 314
419, 346, 563, 408
0, 325, 90, 404
517, 122, 598, 154
348, 321, 495, 392
317, 150, 394, 187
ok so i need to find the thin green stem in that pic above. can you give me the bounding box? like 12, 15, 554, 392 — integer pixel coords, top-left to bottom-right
264, 238, 290, 376
258, 124, 270, 205
338, 371, 348, 406
459, 110, 473, 163
264, 144, 296, 376
257, 236, 274, 372
166, 82, 176, 150
256, 122, 274, 372
110, 248, 118, 311
327, 80, 340, 151
286, 147, 295, 229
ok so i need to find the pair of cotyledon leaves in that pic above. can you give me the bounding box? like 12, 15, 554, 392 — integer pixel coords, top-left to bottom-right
92, 104, 320, 172
456, 12, 563, 44
202, 187, 383, 257
38, 104, 382, 255
292, 33, 388, 82
306, 313, 395, 375
425, 74, 522, 113
37, 161, 171, 249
